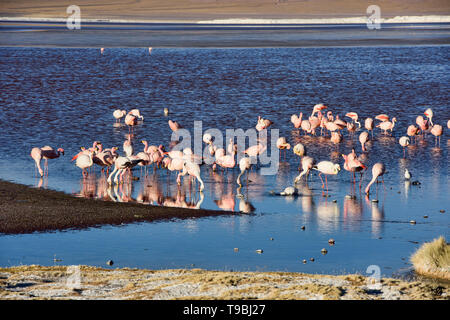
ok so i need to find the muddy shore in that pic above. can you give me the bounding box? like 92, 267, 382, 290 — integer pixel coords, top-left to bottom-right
0, 179, 233, 234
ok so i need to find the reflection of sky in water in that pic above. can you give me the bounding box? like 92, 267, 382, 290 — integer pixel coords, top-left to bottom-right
0, 47, 449, 277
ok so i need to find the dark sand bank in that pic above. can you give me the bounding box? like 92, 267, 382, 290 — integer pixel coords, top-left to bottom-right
0, 179, 232, 234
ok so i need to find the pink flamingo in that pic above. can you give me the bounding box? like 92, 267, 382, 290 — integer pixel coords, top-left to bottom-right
365, 163, 385, 195
430, 124, 443, 147
113, 109, 126, 123
294, 156, 315, 183
163, 157, 185, 184
237, 157, 252, 187
375, 114, 389, 122
399, 136, 410, 158
330, 131, 342, 145
308, 115, 321, 135
347, 121, 356, 137
76, 149, 94, 177
416, 116, 429, 135
346, 112, 361, 128
365, 118, 374, 138
244, 143, 266, 158
123, 136, 134, 157
30, 146, 65, 177
129, 109, 144, 121
407, 125, 420, 143
424, 108, 434, 126
342, 153, 367, 184
359, 131, 369, 152
312, 161, 341, 194
311, 103, 327, 117
377, 117, 397, 135
334, 115, 347, 131
276, 137, 290, 159
178, 160, 204, 191
125, 113, 138, 134
447, 120, 450, 129
291, 113, 302, 129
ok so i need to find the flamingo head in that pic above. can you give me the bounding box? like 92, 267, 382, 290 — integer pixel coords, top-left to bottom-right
424, 108, 433, 118
141, 140, 147, 145
392, 117, 397, 123
57, 148, 65, 155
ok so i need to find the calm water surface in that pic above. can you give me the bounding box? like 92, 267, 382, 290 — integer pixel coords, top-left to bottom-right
0, 47, 448, 277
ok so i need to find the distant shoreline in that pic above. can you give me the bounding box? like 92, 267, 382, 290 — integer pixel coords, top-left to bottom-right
2, 15, 450, 25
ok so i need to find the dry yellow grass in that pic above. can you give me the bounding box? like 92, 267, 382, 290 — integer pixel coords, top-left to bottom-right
411, 236, 450, 281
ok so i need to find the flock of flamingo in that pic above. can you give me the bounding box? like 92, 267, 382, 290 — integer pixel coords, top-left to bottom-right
30, 103, 448, 204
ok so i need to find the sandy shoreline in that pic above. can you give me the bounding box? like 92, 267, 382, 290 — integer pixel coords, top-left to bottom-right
0, 265, 448, 300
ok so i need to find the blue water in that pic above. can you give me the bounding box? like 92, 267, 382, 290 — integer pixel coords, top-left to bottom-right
0, 46, 448, 277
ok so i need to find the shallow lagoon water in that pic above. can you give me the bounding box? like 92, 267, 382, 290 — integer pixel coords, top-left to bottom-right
0, 46, 448, 277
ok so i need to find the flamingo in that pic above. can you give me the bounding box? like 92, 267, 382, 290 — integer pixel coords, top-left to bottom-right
377, 117, 397, 135
365, 163, 386, 195
30, 146, 64, 177
447, 120, 450, 129
309, 115, 321, 135
313, 161, 341, 193
123, 136, 133, 157
300, 117, 312, 135
346, 121, 356, 137
294, 156, 315, 183
76, 150, 94, 177
424, 108, 434, 126
359, 131, 369, 152
311, 103, 327, 117
399, 136, 410, 157
244, 143, 266, 158
375, 114, 389, 122
125, 113, 138, 133
293, 143, 306, 158
178, 160, 204, 191
291, 114, 302, 129
334, 115, 347, 130
129, 109, 144, 121
162, 157, 185, 184
330, 131, 342, 145
149, 47, 152, 55
346, 112, 361, 128
113, 109, 126, 123
407, 125, 420, 143
100, 47, 104, 55
342, 153, 367, 183
430, 124, 443, 147
365, 118, 374, 138
107, 156, 143, 185
276, 137, 290, 159
237, 157, 252, 187
416, 116, 429, 134
216, 145, 236, 171
93, 145, 118, 173
168, 120, 181, 132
